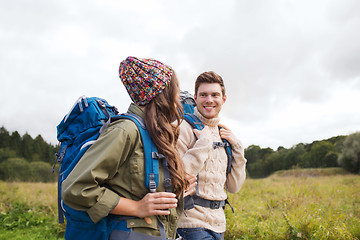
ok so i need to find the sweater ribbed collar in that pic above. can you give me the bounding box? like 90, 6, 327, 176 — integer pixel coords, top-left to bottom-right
194, 107, 220, 128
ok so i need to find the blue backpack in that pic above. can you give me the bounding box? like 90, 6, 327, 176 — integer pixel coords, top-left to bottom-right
53, 96, 170, 240
179, 91, 234, 212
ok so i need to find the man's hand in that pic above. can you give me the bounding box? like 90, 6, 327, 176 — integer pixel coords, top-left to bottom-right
218, 123, 238, 145
193, 125, 211, 139
184, 174, 197, 197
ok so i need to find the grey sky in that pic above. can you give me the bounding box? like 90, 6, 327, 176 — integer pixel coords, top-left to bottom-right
1, 0, 360, 149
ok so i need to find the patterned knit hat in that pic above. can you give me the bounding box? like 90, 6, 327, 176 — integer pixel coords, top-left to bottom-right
119, 56, 173, 105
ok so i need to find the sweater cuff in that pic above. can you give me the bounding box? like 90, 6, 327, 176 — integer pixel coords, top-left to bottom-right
231, 141, 244, 152
87, 189, 120, 223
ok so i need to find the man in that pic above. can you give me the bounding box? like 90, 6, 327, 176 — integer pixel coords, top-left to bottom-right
176, 71, 247, 240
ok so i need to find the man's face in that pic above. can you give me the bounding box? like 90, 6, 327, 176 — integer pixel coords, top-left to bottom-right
195, 83, 226, 119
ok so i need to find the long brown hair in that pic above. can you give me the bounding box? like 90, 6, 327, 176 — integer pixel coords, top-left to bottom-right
143, 73, 188, 196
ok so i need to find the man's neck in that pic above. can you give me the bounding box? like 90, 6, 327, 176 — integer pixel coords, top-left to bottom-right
194, 107, 220, 128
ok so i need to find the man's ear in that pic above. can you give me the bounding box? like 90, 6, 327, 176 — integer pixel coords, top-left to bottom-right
222, 94, 227, 104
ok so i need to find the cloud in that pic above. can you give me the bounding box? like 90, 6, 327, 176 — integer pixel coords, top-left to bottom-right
1, 0, 360, 149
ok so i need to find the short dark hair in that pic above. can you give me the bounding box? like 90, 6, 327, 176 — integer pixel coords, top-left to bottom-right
194, 71, 226, 97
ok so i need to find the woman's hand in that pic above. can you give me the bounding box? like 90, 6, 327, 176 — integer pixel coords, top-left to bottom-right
135, 192, 178, 218
110, 192, 178, 218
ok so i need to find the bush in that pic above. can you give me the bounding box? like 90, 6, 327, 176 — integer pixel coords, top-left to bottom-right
0, 159, 56, 182
30, 161, 57, 182
338, 132, 360, 174
0, 158, 30, 181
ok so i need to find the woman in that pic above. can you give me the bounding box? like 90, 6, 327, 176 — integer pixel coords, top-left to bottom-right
62, 56, 192, 239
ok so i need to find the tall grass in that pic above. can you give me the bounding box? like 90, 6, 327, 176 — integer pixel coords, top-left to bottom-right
225, 174, 360, 239
0, 182, 65, 239
1, 170, 359, 239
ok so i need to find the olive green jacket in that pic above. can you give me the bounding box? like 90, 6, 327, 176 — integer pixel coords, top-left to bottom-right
62, 103, 183, 238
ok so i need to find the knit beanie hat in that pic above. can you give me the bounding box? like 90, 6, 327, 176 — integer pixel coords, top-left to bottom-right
119, 56, 173, 105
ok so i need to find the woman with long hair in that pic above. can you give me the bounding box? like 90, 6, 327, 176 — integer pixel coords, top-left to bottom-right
62, 56, 192, 239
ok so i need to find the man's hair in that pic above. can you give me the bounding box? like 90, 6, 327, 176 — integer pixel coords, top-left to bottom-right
194, 71, 226, 97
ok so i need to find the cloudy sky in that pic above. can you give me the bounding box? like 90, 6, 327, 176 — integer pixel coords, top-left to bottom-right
1, 0, 360, 149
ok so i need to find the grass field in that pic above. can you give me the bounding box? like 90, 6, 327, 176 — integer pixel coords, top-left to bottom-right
0, 168, 359, 239
225, 170, 360, 239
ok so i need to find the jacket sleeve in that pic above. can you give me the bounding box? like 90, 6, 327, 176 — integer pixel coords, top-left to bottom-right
226, 140, 247, 193
62, 123, 135, 223
176, 121, 213, 175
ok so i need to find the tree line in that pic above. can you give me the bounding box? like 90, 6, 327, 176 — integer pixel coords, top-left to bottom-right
0, 127, 59, 182
245, 132, 360, 178
1, 126, 359, 182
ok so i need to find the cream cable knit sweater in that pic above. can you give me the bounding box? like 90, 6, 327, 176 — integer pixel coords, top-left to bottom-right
176, 108, 247, 233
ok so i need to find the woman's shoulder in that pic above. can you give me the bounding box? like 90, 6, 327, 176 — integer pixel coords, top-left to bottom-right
103, 118, 140, 139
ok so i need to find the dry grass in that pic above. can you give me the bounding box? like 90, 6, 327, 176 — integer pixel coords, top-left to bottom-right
1, 170, 359, 239
0, 182, 57, 215
225, 174, 360, 239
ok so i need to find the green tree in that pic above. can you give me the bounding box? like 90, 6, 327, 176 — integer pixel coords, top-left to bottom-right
245, 145, 275, 178
283, 143, 305, 169
302, 141, 335, 168
247, 159, 266, 178
264, 151, 283, 175
244, 145, 262, 164
0, 126, 10, 148
324, 151, 338, 167
33, 135, 52, 162
21, 133, 34, 161
338, 131, 360, 174
10, 131, 22, 156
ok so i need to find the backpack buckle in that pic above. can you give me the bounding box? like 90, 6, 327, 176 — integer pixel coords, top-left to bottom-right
149, 173, 157, 193
213, 142, 226, 149
152, 152, 165, 160
210, 200, 220, 209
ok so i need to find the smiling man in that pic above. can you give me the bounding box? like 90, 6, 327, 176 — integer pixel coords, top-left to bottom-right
176, 71, 247, 240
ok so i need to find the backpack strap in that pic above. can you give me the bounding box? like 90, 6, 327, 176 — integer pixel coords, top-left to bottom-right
111, 113, 170, 239
224, 139, 232, 174
183, 113, 204, 130
216, 126, 233, 174
102, 112, 171, 238
112, 113, 172, 193
152, 152, 172, 193
112, 113, 163, 193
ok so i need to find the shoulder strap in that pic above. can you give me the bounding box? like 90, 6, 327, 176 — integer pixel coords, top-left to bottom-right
224, 139, 232, 174
183, 113, 204, 130
111, 113, 170, 240
112, 113, 158, 192
218, 126, 233, 174
112, 113, 172, 193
